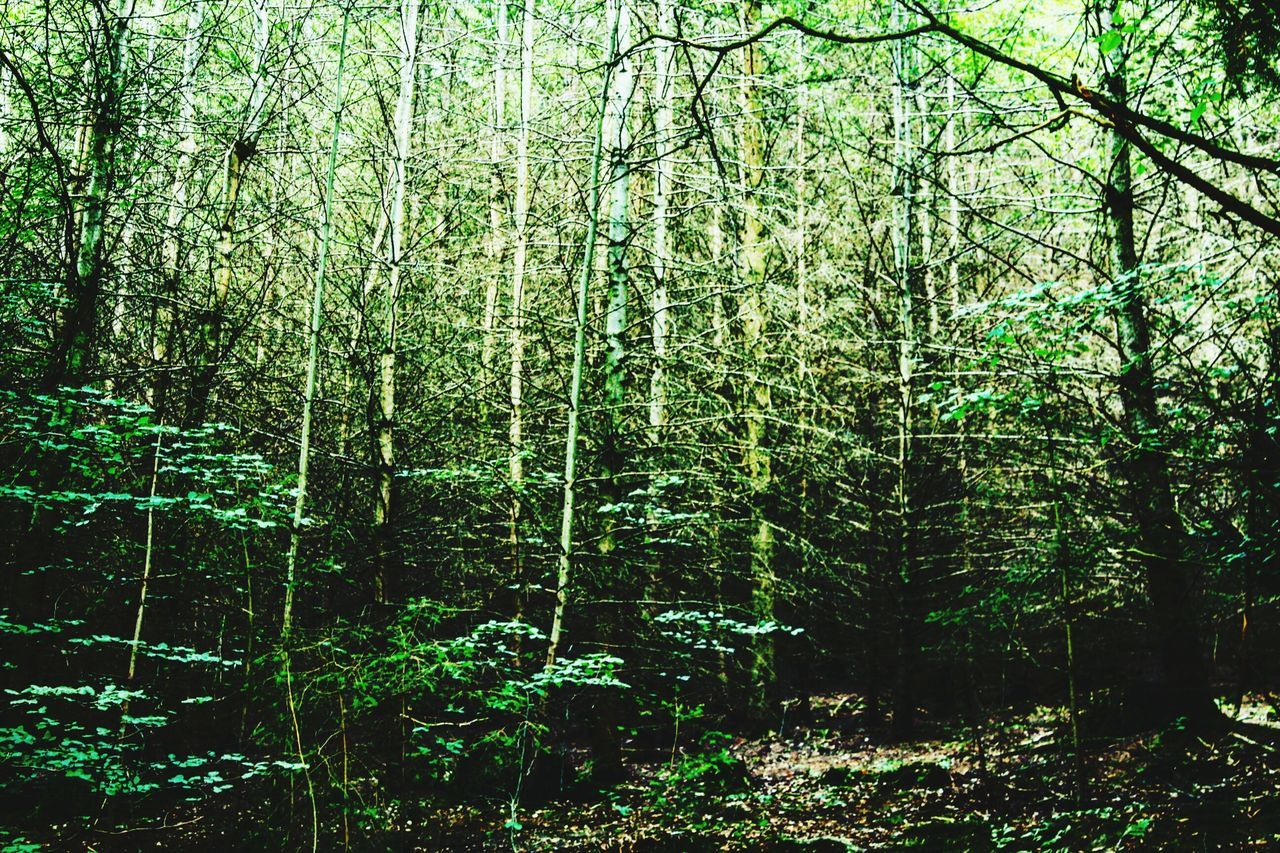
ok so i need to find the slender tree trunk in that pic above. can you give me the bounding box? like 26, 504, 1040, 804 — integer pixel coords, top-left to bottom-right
794, 39, 810, 531
0, 63, 10, 155
1240, 325, 1280, 710
482, 1, 509, 404
945, 60, 984, 748
890, 9, 919, 740
372, 0, 422, 604
914, 89, 938, 344
708, 203, 732, 707
646, 0, 674, 603
1055, 500, 1084, 800
543, 3, 617, 674
1097, 1, 1215, 725
339, 191, 390, 459
282, 7, 351, 640
599, 0, 634, 557
945, 73, 960, 320
127, 428, 165, 685
738, 0, 775, 728
649, 0, 673, 450
277, 12, 349, 850
507, 0, 535, 613
589, 0, 636, 785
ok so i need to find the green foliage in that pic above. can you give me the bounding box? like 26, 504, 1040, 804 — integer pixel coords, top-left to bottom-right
0, 833, 42, 853
649, 731, 750, 808
1097, 8, 1139, 59
0, 385, 298, 834
67, 635, 241, 668
0, 387, 290, 530
0, 678, 295, 802
993, 805, 1155, 849
312, 605, 632, 790
654, 609, 804, 656
1198, 0, 1280, 90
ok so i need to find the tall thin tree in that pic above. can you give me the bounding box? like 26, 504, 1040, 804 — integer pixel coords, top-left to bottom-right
507, 0, 536, 611
1096, 0, 1215, 724
372, 0, 422, 603
738, 0, 776, 726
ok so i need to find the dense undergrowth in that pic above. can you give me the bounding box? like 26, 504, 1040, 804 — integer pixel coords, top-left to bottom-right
468, 695, 1280, 851
2, 388, 1278, 850
9, 692, 1276, 851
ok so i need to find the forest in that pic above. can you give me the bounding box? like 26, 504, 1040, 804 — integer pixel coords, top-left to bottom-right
3, 0, 1280, 848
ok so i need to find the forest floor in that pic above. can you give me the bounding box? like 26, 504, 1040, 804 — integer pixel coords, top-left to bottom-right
428, 693, 1280, 851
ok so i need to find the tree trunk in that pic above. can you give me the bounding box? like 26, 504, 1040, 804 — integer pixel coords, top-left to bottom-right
507, 0, 535, 613
890, 8, 919, 740
1240, 324, 1280, 708
339, 186, 391, 459
1098, 1, 1216, 725
282, 7, 351, 640
0, 63, 10, 155
127, 430, 165, 684
599, 0, 634, 558
649, 0, 673, 450
793, 38, 811, 544
645, 0, 674, 604
482, 1, 509, 408
47, 0, 137, 391
544, 0, 616, 675
738, 0, 775, 729
590, 0, 636, 786
372, 0, 422, 604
